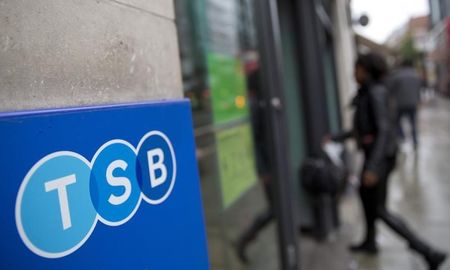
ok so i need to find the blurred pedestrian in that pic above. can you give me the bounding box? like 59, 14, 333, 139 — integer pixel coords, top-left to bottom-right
388, 58, 423, 151
326, 52, 446, 270
234, 57, 274, 264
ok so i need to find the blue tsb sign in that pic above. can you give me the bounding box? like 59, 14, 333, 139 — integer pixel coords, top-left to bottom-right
0, 100, 209, 269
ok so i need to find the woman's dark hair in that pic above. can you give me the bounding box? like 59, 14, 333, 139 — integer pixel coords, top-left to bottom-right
356, 52, 388, 82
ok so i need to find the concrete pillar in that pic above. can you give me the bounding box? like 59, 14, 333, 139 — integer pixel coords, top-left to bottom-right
332, 0, 357, 131
0, 0, 182, 112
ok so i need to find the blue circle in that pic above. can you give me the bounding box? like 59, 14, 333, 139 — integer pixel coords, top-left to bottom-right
90, 141, 140, 225
137, 133, 175, 204
17, 153, 97, 257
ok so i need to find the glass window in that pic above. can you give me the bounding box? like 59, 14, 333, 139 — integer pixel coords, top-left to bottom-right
174, 0, 280, 269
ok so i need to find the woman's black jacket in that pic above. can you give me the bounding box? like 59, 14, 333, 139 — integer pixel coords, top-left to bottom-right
332, 82, 398, 173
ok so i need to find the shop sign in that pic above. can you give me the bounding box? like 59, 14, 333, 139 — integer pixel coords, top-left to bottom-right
0, 100, 209, 269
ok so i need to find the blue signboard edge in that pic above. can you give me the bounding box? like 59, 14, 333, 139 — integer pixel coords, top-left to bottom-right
0, 98, 191, 119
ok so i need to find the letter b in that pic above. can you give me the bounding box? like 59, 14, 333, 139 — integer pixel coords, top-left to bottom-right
147, 148, 167, 188
137, 131, 176, 205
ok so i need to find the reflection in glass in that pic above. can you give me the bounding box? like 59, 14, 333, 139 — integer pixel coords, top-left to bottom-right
175, 0, 280, 269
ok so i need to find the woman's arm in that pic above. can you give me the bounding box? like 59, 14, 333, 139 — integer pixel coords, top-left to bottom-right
331, 130, 354, 142
365, 84, 390, 173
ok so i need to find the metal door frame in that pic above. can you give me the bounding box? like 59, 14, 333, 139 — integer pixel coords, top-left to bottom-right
254, 0, 301, 269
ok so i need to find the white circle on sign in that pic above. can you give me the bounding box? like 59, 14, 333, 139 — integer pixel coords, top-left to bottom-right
136, 130, 177, 205
15, 151, 98, 259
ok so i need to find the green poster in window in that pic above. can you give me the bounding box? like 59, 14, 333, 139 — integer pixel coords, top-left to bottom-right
216, 124, 257, 208
207, 53, 249, 124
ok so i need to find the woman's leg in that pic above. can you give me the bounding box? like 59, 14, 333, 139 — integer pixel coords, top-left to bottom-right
397, 108, 406, 141
359, 184, 378, 246
350, 167, 379, 253
377, 156, 426, 246
376, 157, 447, 269
235, 175, 274, 263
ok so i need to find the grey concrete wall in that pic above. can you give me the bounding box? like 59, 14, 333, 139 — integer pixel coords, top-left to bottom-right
0, 0, 182, 112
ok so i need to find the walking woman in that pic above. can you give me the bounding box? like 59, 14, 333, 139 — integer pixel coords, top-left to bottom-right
327, 52, 446, 270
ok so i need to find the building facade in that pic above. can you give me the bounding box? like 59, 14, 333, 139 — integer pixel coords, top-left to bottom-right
429, 0, 450, 94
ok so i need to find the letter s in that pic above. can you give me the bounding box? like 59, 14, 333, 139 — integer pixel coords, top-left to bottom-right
106, 160, 131, 205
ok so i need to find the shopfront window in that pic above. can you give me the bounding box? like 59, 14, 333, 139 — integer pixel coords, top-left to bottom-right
174, 0, 280, 269
319, 0, 342, 133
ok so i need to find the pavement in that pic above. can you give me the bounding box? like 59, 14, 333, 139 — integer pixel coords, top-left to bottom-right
300, 96, 450, 270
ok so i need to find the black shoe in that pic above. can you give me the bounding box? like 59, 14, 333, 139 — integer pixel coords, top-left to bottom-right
349, 242, 379, 255
425, 250, 447, 270
233, 240, 248, 265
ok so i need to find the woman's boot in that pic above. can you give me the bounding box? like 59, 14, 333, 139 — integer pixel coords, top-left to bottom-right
349, 226, 378, 254
408, 238, 447, 270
